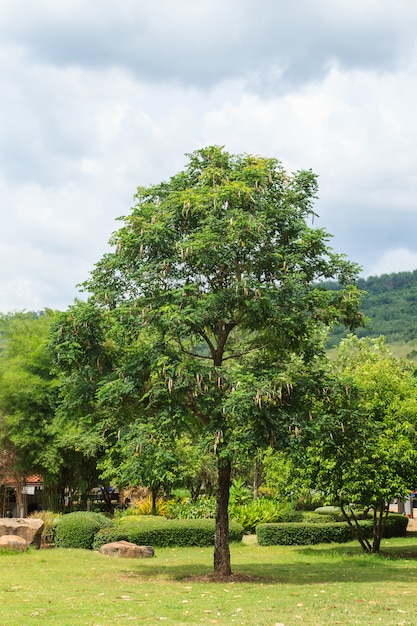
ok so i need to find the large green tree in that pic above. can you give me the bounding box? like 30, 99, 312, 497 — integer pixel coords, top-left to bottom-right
52, 146, 363, 575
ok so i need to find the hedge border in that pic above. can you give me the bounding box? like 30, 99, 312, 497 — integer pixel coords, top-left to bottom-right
256, 514, 408, 546
93, 517, 244, 550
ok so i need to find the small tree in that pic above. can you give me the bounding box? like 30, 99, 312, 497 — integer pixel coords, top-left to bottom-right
52, 147, 363, 575
304, 336, 417, 552
0, 311, 61, 513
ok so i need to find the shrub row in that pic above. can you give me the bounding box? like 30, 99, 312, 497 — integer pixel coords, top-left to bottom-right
256, 514, 408, 546
53, 510, 408, 550
53, 512, 244, 550
93, 517, 244, 550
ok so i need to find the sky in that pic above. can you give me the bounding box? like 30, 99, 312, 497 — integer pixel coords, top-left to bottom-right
1, 0, 417, 313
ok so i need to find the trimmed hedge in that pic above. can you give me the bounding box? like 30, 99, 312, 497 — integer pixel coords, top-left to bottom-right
301, 512, 339, 524
257, 521, 357, 546
54, 511, 114, 549
381, 513, 409, 538
256, 514, 408, 546
93, 517, 244, 550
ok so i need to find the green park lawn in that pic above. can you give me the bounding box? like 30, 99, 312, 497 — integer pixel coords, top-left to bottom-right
2, 534, 417, 625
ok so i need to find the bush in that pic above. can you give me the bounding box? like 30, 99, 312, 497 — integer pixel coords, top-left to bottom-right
256, 521, 368, 546
313, 506, 369, 522
256, 513, 408, 546
93, 517, 243, 549
382, 513, 409, 537
302, 511, 338, 524
54, 511, 113, 549
230, 500, 284, 533
314, 506, 341, 517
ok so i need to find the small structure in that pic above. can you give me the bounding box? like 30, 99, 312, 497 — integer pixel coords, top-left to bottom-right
0, 475, 43, 518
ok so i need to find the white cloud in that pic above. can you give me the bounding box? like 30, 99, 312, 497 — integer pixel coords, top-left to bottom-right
367, 248, 417, 277
1, 1, 417, 311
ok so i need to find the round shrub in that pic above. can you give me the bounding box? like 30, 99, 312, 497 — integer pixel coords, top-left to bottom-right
314, 506, 341, 516
54, 511, 114, 549
302, 511, 338, 524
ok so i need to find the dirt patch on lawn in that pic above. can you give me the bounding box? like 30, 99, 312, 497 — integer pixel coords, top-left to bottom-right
183, 572, 262, 583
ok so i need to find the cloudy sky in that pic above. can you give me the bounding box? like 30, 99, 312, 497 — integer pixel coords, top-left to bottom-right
1, 0, 417, 313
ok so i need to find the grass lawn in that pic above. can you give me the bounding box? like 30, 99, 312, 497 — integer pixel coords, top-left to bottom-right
2, 534, 417, 625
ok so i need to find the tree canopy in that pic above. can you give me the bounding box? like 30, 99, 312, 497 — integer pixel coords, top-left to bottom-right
51, 146, 363, 575
0, 311, 60, 512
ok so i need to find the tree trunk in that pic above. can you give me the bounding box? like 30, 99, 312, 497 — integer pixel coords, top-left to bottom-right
101, 487, 114, 514
151, 489, 158, 516
214, 458, 232, 576
372, 502, 388, 553
253, 458, 262, 501
341, 503, 372, 553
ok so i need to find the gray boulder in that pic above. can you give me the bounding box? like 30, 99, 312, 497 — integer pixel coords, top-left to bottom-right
0, 534, 28, 551
99, 540, 154, 558
0, 518, 44, 548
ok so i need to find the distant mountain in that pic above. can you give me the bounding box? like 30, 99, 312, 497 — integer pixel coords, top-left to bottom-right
326, 270, 417, 358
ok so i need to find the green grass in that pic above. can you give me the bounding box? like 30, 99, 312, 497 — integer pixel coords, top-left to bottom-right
2, 535, 417, 624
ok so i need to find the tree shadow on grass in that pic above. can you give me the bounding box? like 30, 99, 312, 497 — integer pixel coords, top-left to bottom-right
298, 534, 417, 561
121, 543, 417, 585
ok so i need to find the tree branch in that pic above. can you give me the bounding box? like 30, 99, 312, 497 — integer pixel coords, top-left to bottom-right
177, 336, 213, 360
187, 392, 210, 425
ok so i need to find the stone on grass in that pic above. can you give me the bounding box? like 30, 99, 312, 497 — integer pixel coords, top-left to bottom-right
0, 534, 28, 551
99, 540, 154, 558
0, 518, 44, 548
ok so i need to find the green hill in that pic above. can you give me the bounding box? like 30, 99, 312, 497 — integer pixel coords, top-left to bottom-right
327, 269, 417, 360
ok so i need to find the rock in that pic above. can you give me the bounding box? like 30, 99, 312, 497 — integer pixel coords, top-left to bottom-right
99, 540, 154, 558
0, 518, 44, 548
0, 534, 28, 551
